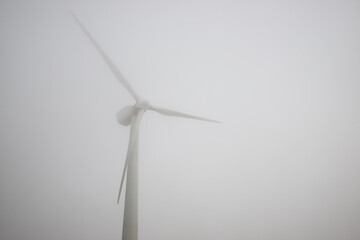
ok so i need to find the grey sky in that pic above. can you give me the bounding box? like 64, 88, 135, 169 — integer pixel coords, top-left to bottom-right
1, 0, 360, 239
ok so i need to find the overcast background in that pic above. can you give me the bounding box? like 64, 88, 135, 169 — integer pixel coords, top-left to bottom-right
1, 0, 360, 239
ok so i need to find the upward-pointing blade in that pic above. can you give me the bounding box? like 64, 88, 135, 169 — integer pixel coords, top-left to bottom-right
70, 11, 140, 102
117, 109, 145, 204
149, 105, 220, 123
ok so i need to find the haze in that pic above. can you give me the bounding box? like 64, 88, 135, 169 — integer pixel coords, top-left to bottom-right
1, 0, 359, 239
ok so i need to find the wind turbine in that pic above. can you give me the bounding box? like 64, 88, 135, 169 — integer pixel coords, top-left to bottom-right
70, 12, 219, 240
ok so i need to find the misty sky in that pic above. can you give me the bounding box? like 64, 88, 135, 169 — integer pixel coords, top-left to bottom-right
1, 0, 360, 239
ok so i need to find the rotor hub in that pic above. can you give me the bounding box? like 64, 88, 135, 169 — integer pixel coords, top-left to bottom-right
135, 99, 150, 110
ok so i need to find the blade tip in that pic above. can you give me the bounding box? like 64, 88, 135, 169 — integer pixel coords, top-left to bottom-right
68, 9, 75, 18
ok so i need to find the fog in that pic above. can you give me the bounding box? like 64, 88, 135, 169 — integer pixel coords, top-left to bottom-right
1, 0, 360, 239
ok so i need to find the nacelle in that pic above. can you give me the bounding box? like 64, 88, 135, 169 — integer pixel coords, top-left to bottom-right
117, 105, 136, 126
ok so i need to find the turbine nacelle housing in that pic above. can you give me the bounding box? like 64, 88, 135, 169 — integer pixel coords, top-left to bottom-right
116, 100, 150, 126
116, 105, 136, 126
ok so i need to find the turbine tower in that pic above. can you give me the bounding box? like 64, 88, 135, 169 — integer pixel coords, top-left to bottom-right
71, 12, 219, 240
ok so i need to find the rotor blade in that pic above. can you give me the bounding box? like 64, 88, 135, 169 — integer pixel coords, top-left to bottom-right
117, 109, 145, 204
149, 105, 220, 123
70, 11, 140, 102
